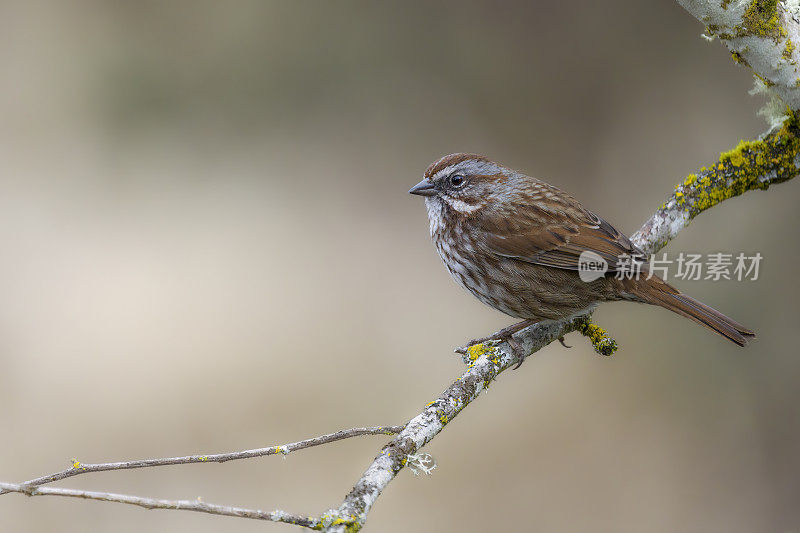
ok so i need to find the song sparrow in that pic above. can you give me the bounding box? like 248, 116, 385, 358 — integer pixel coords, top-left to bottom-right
409, 153, 754, 364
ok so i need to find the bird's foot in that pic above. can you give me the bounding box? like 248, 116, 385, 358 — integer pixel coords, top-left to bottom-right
558, 336, 572, 348
456, 319, 537, 369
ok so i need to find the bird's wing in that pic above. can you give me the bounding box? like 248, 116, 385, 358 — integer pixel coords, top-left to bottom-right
477, 182, 642, 272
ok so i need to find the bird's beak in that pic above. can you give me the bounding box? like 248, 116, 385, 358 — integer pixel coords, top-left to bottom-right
408, 179, 437, 197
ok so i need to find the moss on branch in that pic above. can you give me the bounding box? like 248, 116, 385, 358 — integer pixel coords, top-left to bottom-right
706, 0, 785, 41
577, 319, 618, 356
670, 112, 800, 219
783, 38, 796, 62
741, 0, 783, 41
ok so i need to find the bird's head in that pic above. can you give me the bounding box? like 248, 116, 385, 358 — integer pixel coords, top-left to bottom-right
409, 153, 516, 217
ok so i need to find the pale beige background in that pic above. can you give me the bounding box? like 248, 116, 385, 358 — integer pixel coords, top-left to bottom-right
1, 2, 799, 532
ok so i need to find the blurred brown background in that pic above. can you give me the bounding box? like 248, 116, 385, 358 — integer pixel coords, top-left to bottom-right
1, 1, 798, 532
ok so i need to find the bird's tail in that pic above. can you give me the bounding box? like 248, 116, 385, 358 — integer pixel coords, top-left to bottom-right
625, 278, 755, 346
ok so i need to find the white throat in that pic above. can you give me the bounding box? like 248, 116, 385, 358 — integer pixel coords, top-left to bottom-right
424, 197, 445, 237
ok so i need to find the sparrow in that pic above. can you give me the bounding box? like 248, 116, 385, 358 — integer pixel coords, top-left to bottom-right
410, 153, 754, 365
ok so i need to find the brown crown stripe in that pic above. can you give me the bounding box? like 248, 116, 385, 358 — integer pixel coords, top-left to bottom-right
424, 153, 489, 179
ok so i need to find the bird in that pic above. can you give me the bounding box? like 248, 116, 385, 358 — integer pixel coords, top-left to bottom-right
409, 153, 754, 365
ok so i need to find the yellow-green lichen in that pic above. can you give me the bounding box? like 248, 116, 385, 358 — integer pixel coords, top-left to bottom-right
466, 343, 491, 361
755, 72, 776, 88
710, 0, 785, 49
719, 140, 751, 167
675, 113, 800, 217
730, 51, 749, 66
783, 38, 796, 61
706, 23, 737, 41
741, 0, 782, 40
426, 399, 450, 425
577, 321, 617, 356
316, 515, 361, 533
463, 341, 503, 369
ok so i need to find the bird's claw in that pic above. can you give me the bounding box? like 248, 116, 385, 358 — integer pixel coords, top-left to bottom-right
558, 336, 572, 349
458, 320, 537, 367
509, 338, 527, 369
457, 335, 527, 368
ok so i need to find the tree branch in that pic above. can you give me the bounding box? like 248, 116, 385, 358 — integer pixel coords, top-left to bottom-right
632, 113, 800, 254
4, 5, 800, 529
320, 112, 800, 531
1, 425, 403, 494
3, 112, 798, 529
317, 314, 592, 531
0, 426, 404, 528
0, 482, 322, 529
679, 0, 800, 110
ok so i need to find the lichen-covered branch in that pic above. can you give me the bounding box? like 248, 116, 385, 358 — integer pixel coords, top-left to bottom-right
632, 112, 800, 253
679, 0, 800, 110
4, 7, 800, 525
319, 314, 592, 532
3, 112, 796, 530
576, 321, 618, 356
324, 113, 800, 532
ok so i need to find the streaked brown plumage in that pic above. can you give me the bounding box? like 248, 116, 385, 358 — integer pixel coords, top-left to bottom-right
409, 153, 754, 356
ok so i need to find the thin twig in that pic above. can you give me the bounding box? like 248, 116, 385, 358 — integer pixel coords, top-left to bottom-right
0, 425, 403, 495
0, 482, 320, 528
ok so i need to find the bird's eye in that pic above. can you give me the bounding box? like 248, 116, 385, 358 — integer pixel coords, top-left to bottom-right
449, 174, 466, 188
